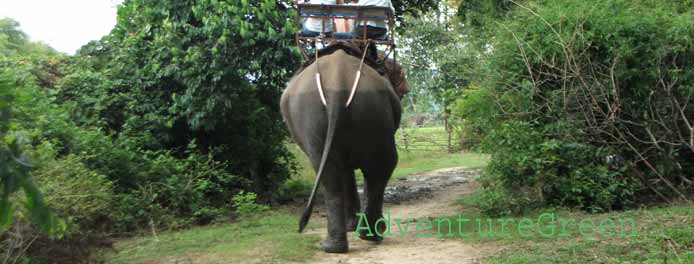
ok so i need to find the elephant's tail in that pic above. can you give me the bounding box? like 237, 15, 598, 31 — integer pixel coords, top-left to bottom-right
298, 88, 343, 233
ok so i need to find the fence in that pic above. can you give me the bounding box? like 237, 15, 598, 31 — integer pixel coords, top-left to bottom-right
396, 126, 460, 153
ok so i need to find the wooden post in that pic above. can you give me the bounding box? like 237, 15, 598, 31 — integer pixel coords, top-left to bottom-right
444, 103, 452, 153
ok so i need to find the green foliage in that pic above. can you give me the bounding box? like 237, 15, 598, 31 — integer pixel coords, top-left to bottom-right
0, 70, 65, 236
2, 16, 249, 260
273, 178, 312, 203
42, 0, 324, 233
456, 0, 515, 39
478, 121, 640, 215
57, 0, 302, 201
137, 150, 239, 227
232, 191, 269, 218
33, 152, 114, 233
1, 40, 118, 260
391, 0, 441, 23
18, 152, 115, 263
341, 0, 440, 24
0, 18, 27, 55
400, 7, 470, 115
452, 0, 694, 215
450, 85, 497, 148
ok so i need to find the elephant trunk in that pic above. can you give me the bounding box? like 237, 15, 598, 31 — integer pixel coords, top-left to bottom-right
298, 91, 344, 233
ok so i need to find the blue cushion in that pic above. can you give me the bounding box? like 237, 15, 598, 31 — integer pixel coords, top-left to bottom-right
334, 32, 354, 39
300, 10, 330, 17
299, 28, 320, 37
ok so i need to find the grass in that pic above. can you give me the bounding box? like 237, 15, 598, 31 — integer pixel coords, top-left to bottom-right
484, 204, 694, 263
430, 196, 694, 263
393, 151, 487, 180
107, 213, 321, 263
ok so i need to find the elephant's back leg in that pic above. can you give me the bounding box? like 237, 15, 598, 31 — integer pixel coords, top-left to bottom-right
342, 169, 360, 231
357, 136, 397, 241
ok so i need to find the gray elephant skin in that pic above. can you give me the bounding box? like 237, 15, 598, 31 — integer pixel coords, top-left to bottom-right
280, 49, 407, 253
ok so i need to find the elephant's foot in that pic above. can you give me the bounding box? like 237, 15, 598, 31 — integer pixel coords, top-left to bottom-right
321, 238, 348, 253
357, 216, 387, 242
358, 232, 383, 242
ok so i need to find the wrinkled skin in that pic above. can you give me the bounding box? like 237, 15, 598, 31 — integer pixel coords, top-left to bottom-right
280, 50, 407, 253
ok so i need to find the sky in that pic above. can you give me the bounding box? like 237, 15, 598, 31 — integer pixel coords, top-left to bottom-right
0, 0, 123, 54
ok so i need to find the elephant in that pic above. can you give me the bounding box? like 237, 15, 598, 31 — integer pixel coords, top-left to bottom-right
280, 48, 408, 253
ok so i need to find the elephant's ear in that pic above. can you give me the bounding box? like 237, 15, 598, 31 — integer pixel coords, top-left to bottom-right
395, 69, 409, 98
385, 59, 409, 98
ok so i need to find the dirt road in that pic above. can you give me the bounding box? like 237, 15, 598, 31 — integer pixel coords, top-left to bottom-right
304, 167, 487, 264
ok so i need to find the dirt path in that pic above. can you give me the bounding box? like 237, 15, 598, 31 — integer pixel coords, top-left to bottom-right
304, 167, 487, 264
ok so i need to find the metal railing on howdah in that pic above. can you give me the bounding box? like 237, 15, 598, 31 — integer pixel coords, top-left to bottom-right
294, 1, 396, 60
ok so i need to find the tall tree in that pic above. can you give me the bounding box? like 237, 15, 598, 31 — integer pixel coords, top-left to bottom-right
62, 0, 303, 198
399, 2, 471, 150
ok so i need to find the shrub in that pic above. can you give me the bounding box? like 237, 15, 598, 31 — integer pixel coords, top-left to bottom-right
479, 121, 640, 214
232, 191, 270, 219
273, 178, 313, 204
1, 65, 108, 263
450, 86, 498, 149
456, 0, 694, 215
111, 148, 242, 231
144, 150, 239, 225
33, 152, 114, 233
10, 152, 115, 264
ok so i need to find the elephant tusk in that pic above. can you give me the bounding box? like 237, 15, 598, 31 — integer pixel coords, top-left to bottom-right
315, 73, 327, 106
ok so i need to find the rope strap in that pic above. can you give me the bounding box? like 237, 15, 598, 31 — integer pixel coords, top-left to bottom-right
346, 42, 370, 107
315, 47, 327, 106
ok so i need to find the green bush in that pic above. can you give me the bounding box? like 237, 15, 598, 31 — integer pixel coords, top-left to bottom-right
33, 152, 113, 233
455, 0, 694, 215
478, 121, 640, 215
232, 191, 270, 219
450, 85, 498, 149
17, 151, 115, 263
273, 178, 312, 204
145, 150, 239, 225
20, 86, 243, 232
111, 149, 243, 231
